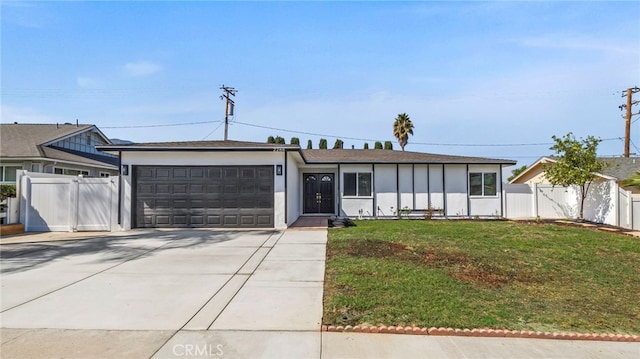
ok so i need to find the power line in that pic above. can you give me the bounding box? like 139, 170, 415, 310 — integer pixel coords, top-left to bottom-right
101, 120, 221, 129
232, 120, 621, 148
202, 122, 225, 140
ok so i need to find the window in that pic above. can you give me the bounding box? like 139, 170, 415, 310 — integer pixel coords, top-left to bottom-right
54, 168, 89, 176
1, 166, 21, 182
343, 172, 372, 197
31, 164, 40, 172
469, 172, 497, 196
99, 172, 110, 178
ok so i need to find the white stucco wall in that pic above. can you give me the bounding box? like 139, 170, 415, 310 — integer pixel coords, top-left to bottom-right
286, 153, 301, 225
445, 165, 467, 216
119, 151, 287, 229
398, 165, 413, 210
468, 164, 503, 216
374, 164, 397, 216
429, 165, 444, 210
340, 164, 374, 217
414, 165, 429, 210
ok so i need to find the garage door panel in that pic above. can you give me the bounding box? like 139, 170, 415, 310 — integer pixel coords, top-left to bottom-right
156, 168, 171, 178
223, 215, 238, 225
135, 165, 274, 228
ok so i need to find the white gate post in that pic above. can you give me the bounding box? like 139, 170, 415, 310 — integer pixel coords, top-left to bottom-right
533, 183, 538, 218
70, 177, 79, 232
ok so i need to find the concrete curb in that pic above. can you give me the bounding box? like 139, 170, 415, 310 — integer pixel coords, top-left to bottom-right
321, 325, 640, 342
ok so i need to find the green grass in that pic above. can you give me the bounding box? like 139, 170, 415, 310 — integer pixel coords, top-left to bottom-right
323, 220, 640, 334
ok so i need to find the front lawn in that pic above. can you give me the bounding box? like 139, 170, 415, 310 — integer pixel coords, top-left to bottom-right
323, 220, 640, 334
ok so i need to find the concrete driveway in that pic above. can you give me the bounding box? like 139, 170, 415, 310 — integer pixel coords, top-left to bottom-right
2, 229, 638, 359
1, 229, 327, 358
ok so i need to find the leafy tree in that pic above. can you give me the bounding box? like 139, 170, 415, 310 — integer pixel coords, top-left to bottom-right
319, 138, 328, 149
621, 172, 640, 190
274, 136, 286, 144
333, 139, 344, 149
392, 113, 414, 151
1, 184, 16, 202
543, 132, 607, 220
374, 141, 383, 149
384, 141, 393, 150
507, 165, 528, 182
364, 143, 369, 149
290, 137, 300, 145
307, 139, 313, 149
267, 136, 275, 144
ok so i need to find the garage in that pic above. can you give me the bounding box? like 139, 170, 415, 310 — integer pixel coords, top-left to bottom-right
133, 165, 274, 228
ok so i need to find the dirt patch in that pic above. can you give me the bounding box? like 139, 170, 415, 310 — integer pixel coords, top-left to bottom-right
342, 239, 409, 259
333, 239, 552, 289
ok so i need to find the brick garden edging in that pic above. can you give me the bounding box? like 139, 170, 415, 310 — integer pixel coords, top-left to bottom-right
321, 325, 640, 342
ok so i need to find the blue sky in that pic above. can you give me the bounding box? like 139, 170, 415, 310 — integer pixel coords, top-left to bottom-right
2, 1, 639, 169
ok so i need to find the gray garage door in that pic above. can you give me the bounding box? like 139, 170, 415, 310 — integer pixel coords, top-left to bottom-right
134, 166, 274, 228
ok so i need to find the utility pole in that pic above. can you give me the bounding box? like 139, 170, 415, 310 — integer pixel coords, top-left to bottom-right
620, 87, 640, 157
220, 85, 237, 141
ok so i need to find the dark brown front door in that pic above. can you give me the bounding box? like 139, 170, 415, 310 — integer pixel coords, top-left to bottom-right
303, 173, 335, 214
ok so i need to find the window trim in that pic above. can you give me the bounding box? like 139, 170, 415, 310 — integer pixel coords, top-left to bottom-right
1, 165, 22, 183
54, 167, 90, 176
343, 172, 373, 198
469, 171, 498, 197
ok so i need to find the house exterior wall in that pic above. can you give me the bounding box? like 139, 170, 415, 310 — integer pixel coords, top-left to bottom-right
338, 163, 505, 218
468, 164, 503, 216
414, 165, 429, 210
119, 151, 287, 230
339, 164, 374, 217
445, 165, 467, 216
398, 165, 413, 211
286, 153, 301, 225
1, 160, 116, 182
374, 164, 397, 216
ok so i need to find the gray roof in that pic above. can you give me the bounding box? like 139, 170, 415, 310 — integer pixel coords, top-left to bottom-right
601, 157, 640, 180
1, 123, 94, 157
98, 140, 299, 151
99, 140, 516, 165
0, 123, 117, 168
301, 149, 516, 165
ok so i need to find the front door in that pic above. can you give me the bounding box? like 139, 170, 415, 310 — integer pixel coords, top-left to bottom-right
303, 173, 335, 214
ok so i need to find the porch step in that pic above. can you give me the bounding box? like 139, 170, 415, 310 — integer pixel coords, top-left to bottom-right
290, 217, 329, 228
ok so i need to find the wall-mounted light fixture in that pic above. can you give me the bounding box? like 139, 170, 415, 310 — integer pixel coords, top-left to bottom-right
121, 164, 129, 176
276, 164, 283, 176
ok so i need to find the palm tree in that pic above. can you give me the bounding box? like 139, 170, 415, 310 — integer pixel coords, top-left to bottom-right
393, 113, 414, 151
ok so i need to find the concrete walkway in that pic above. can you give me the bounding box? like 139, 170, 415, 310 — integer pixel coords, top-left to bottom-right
1, 229, 638, 358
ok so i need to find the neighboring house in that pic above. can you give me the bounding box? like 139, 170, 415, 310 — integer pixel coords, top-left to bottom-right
0, 123, 119, 183
99, 140, 516, 230
509, 156, 640, 187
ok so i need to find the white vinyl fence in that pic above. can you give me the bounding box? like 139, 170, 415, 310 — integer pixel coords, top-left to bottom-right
18, 171, 119, 232
504, 179, 634, 229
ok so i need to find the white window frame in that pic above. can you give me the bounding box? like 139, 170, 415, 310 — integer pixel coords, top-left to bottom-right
99, 172, 110, 178
1, 165, 22, 183
54, 167, 90, 176
469, 172, 498, 197
343, 172, 373, 197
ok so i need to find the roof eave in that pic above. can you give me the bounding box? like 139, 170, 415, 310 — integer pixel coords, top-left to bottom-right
40, 125, 96, 147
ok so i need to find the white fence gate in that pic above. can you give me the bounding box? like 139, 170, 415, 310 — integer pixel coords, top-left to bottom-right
504, 180, 625, 228
617, 187, 632, 229
19, 171, 118, 232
